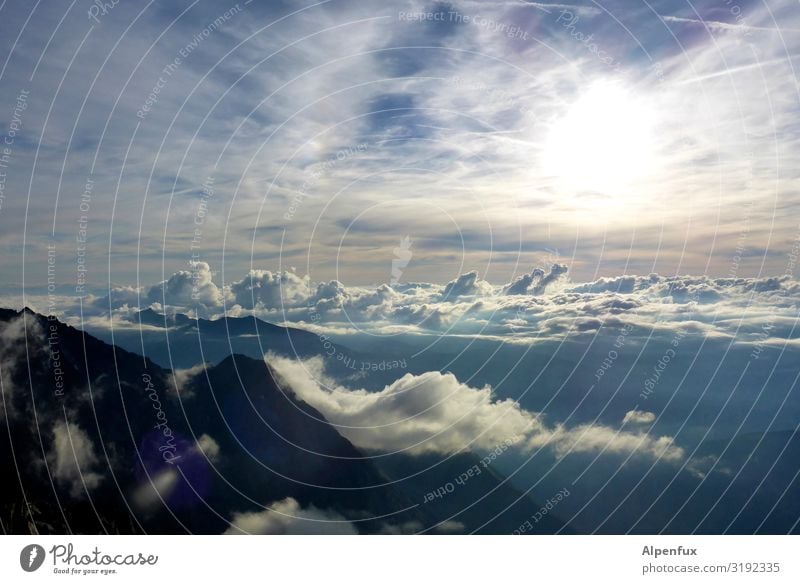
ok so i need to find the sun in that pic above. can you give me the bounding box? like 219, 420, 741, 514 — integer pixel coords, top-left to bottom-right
543, 82, 658, 198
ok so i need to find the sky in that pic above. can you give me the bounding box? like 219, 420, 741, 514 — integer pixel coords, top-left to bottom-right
1, 2, 799, 535
0, 0, 798, 297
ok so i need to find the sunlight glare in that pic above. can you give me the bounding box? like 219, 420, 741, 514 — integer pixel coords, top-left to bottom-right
543, 82, 658, 198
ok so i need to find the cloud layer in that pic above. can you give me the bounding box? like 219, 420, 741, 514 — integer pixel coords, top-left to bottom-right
33, 264, 798, 356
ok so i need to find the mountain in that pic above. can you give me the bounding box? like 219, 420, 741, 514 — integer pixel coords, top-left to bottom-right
486, 430, 800, 535
83, 308, 423, 391
82, 308, 325, 370
376, 452, 572, 534
0, 308, 570, 534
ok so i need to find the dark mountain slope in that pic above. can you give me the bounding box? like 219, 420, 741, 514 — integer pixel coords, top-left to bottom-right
0, 309, 419, 533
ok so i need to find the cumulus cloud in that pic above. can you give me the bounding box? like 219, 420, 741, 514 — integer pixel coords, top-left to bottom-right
267, 354, 685, 463
48, 421, 103, 497
146, 261, 223, 314
92, 285, 143, 311
442, 271, 494, 299
224, 497, 357, 535
14, 267, 800, 353
229, 269, 313, 310
504, 264, 569, 296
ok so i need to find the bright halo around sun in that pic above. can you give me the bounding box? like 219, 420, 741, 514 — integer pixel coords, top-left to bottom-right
543, 82, 658, 199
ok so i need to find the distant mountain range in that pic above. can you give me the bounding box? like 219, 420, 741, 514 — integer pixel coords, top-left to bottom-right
0, 308, 569, 534
90, 307, 327, 369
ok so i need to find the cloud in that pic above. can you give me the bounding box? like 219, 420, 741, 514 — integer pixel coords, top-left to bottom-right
224, 497, 357, 535
267, 353, 685, 463
541, 423, 683, 462
0, 314, 42, 421
92, 285, 143, 311
146, 262, 223, 314
196, 433, 221, 463
169, 363, 210, 397
433, 520, 466, 533
0, 0, 798, 291
376, 519, 463, 534
442, 271, 494, 299
14, 267, 800, 355
659, 14, 794, 34
48, 421, 103, 497
229, 270, 313, 310
623, 410, 656, 425
131, 433, 220, 512
132, 468, 180, 512
377, 521, 423, 534
504, 263, 569, 295
516, 2, 602, 16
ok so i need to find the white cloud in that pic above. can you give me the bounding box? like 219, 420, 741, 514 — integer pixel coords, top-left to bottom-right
224, 497, 357, 535
14, 269, 800, 353
131, 433, 220, 512
229, 270, 313, 310
267, 353, 685, 463
196, 433, 221, 463
442, 271, 494, 299
623, 410, 657, 426
147, 261, 224, 314
170, 363, 209, 397
504, 264, 569, 295
659, 14, 794, 34
132, 468, 179, 512
0, 315, 42, 421
49, 421, 103, 497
